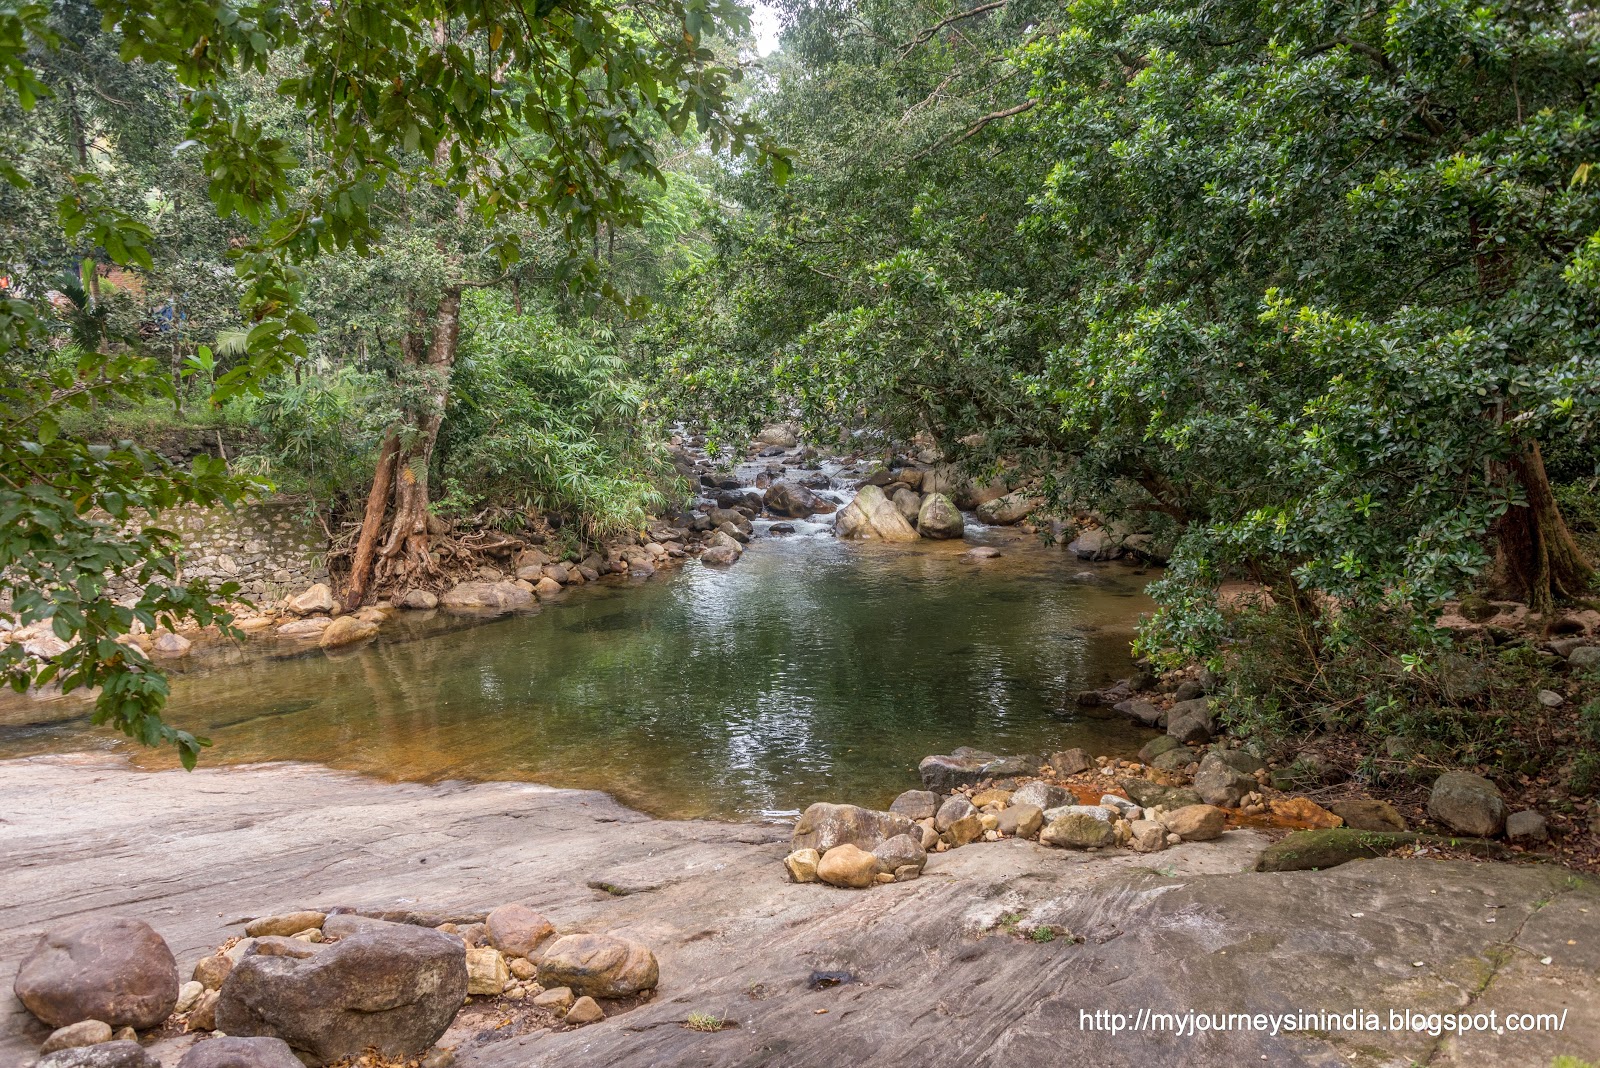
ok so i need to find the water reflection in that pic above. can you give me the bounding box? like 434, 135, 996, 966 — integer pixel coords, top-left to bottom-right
0, 535, 1159, 820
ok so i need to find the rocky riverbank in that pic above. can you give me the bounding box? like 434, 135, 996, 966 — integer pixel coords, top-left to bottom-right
4, 756, 1598, 1067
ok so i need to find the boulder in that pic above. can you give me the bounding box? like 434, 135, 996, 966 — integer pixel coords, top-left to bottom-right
1568, 646, 1600, 670
943, 813, 984, 847
485, 904, 555, 959
1121, 700, 1164, 728
213, 925, 468, 1065
318, 616, 378, 649
1161, 805, 1226, 841
1010, 782, 1070, 810
1427, 771, 1507, 837
397, 589, 439, 610
14, 916, 178, 1030
1040, 812, 1116, 848
1166, 698, 1214, 744
438, 580, 534, 614
1507, 809, 1548, 841
918, 748, 1041, 792
1119, 779, 1203, 810
933, 795, 976, 833
175, 1037, 305, 1068
834, 485, 919, 541
1194, 752, 1256, 807
997, 803, 1043, 838
534, 577, 564, 599
532, 986, 574, 1011
566, 995, 605, 1024
152, 631, 192, 657
37, 1043, 159, 1068
245, 912, 327, 939
960, 546, 1001, 561
537, 934, 659, 998
1138, 735, 1183, 765
1128, 820, 1168, 853
1327, 799, 1408, 833
756, 424, 798, 449
915, 493, 964, 539
888, 789, 939, 821
872, 833, 927, 876
275, 618, 330, 640
783, 848, 821, 883
975, 492, 1038, 526
890, 487, 922, 524
701, 544, 741, 566
287, 584, 336, 615
764, 480, 834, 518
1049, 748, 1094, 776
41, 1020, 113, 1054
791, 803, 914, 853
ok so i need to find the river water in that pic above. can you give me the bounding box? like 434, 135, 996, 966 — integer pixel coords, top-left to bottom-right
0, 533, 1158, 820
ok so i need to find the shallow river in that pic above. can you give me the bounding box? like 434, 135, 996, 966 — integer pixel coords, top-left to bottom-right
0, 533, 1158, 820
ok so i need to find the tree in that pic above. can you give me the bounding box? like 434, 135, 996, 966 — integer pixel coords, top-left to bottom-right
0, 0, 783, 762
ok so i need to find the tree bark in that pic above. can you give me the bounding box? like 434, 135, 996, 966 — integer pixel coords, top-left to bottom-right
1493, 438, 1594, 615
342, 432, 400, 610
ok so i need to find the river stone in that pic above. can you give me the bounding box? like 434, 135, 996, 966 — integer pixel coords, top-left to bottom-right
1161, 805, 1226, 841
1268, 797, 1342, 828
1568, 645, 1600, 670
934, 796, 976, 833
485, 904, 555, 959
792, 803, 914, 853
783, 848, 821, 883
439, 580, 534, 613
533, 986, 574, 1011
997, 803, 1043, 839
396, 589, 438, 610
287, 584, 335, 615
41, 1020, 113, 1053
37, 1043, 159, 1068
537, 934, 659, 998
1040, 812, 1116, 848
1010, 781, 1070, 810
1121, 700, 1163, 728
835, 485, 919, 541
916, 493, 965, 539
944, 814, 984, 847
1427, 771, 1507, 837
566, 995, 605, 1024
275, 618, 330, 639
188, 989, 219, 1031
764, 480, 833, 518
152, 631, 192, 657
1151, 748, 1194, 772
1119, 779, 1203, 810
175, 1036, 304, 1068
891, 487, 922, 523
1166, 699, 1214, 744
319, 615, 378, 649
1194, 753, 1256, 807
919, 748, 1042, 792
1328, 799, 1408, 833
1209, 748, 1266, 776
213, 924, 468, 1064
1138, 735, 1183, 765
1042, 804, 1110, 824
175, 980, 205, 1013
193, 953, 233, 990
534, 577, 564, 599
245, 912, 327, 939
701, 544, 741, 566
1128, 820, 1168, 853
888, 789, 939, 821
466, 947, 510, 996
975, 492, 1037, 525
872, 833, 927, 875
960, 546, 1001, 561
14, 916, 179, 1030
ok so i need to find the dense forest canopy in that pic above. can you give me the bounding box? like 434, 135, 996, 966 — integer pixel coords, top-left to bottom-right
1, 0, 1596, 769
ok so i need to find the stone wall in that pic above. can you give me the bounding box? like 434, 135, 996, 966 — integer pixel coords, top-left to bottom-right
107, 501, 330, 606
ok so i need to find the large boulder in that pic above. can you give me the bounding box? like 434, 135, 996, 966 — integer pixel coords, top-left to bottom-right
536, 934, 659, 998
834, 485, 919, 542
791, 803, 914, 853
438, 580, 534, 614
176, 1037, 304, 1068
286, 584, 335, 615
14, 916, 178, 1030
916, 493, 965, 539
213, 925, 467, 1065
765, 480, 835, 518
756, 424, 798, 448
888, 789, 939, 821
1428, 771, 1507, 837
975, 492, 1038, 526
1166, 698, 1215, 744
890, 487, 922, 523
37, 1044, 160, 1068
918, 748, 1043, 792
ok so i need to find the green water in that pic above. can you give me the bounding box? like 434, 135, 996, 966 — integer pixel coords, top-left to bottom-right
0, 535, 1158, 820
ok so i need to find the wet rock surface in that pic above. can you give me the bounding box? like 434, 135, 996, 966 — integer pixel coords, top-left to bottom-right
2, 758, 1597, 1068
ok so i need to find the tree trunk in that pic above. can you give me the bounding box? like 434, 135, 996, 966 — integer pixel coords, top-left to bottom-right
342, 432, 401, 610
375, 284, 464, 584
1493, 438, 1594, 615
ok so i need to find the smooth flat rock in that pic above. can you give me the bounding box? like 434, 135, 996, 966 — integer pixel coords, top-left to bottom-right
1, 756, 1596, 1068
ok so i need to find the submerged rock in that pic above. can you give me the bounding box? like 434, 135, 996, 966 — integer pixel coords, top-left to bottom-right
438, 580, 534, 614
319, 616, 378, 649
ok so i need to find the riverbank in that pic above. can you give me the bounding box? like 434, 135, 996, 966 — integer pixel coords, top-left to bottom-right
3, 756, 1597, 1067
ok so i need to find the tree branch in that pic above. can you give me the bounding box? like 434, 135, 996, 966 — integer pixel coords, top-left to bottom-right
900, 1, 1008, 57
911, 99, 1035, 161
